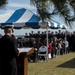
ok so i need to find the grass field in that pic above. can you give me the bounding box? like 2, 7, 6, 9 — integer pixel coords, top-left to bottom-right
28, 52, 75, 75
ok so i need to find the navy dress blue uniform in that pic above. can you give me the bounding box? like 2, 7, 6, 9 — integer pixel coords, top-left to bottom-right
0, 34, 19, 75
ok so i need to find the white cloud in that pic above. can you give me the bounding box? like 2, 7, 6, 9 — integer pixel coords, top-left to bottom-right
5, 10, 14, 13
8, 3, 36, 10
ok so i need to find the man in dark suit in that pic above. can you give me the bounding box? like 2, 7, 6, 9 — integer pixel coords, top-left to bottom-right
0, 26, 20, 75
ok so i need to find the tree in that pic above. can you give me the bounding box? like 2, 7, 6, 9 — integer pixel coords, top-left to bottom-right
30, 0, 75, 26
0, 0, 7, 9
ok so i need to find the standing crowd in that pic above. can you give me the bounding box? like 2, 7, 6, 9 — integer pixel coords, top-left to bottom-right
16, 30, 75, 62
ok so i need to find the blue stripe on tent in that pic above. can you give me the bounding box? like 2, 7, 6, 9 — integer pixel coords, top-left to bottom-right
6, 8, 26, 23
26, 22, 39, 27
14, 27, 22, 29
1, 23, 13, 26
50, 20, 61, 28
31, 26, 40, 29
26, 14, 40, 26
52, 20, 66, 29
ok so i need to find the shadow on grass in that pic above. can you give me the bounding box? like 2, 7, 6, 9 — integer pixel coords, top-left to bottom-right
57, 58, 75, 68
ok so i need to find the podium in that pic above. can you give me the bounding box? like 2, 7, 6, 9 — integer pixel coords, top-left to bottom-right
17, 48, 34, 75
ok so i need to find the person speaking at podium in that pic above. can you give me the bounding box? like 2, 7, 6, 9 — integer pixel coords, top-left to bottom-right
0, 26, 20, 75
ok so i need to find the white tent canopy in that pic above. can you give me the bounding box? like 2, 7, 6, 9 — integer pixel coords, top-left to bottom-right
0, 8, 67, 29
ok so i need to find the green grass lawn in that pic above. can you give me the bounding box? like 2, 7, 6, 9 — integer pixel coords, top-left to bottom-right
28, 52, 75, 75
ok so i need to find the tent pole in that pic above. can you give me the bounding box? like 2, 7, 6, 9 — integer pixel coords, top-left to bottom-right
65, 29, 66, 54
46, 26, 48, 61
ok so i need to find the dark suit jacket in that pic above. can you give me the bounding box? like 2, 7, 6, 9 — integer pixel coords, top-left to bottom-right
0, 35, 18, 75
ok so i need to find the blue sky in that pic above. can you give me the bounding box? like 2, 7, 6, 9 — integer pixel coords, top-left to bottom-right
0, 0, 75, 35
0, 0, 36, 14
